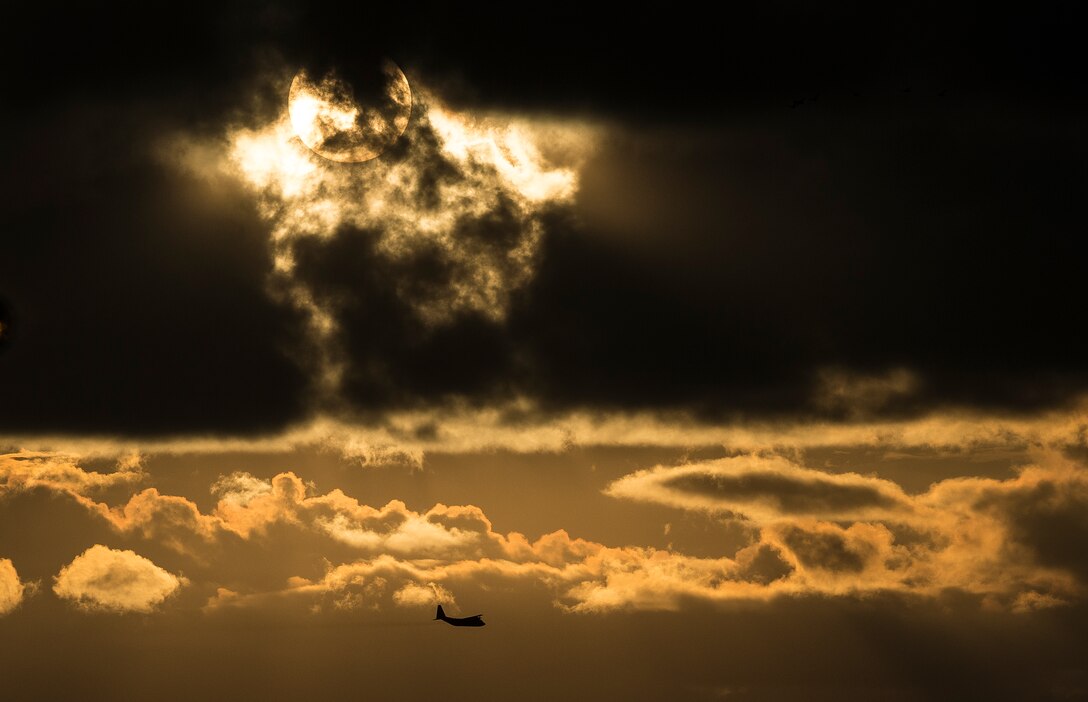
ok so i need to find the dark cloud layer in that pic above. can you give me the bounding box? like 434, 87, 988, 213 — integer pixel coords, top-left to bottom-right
292, 226, 516, 409
0, 107, 309, 435
286, 2, 1088, 119
523, 116, 1088, 418
13, 3, 1084, 116
0, 297, 12, 355
3, 3, 1088, 435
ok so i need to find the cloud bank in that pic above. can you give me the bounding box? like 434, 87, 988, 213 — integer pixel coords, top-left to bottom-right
6, 449, 1085, 617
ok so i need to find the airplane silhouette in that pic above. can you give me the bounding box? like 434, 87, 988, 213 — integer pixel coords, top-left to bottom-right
434, 604, 485, 627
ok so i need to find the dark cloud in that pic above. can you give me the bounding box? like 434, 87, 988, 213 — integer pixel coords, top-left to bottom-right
3, 3, 1088, 436
510, 109, 1088, 418
0, 106, 310, 436
279, 2, 1088, 119
777, 525, 870, 573
982, 476, 1088, 581
299, 102, 1088, 420
0, 297, 13, 356
507, 217, 813, 416
666, 471, 900, 515
735, 543, 795, 585
291, 225, 515, 410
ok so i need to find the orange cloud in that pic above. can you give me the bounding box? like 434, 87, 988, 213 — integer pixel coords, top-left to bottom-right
605, 455, 913, 523
53, 545, 186, 613
603, 453, 1088, 609
3, 399, 1087, 469
0, 450, 143, 496
393, 582, 455, 609
10, 450, 1088, 616
0, 558, 25, 616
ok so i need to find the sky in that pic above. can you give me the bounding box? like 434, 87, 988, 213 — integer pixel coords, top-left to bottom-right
2, 3, 1088, 700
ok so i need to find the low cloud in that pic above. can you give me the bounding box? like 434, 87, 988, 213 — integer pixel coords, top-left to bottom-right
605, 455, 913, 522
605, 453, 1088, 608
7, 400, 1086, 467
11, 449, 1088, 616
0, 451, 143, 496
0, 558, 25, 615
53, 545, 185, 613
393, 582, 455, 609
922, 458, 1088, 584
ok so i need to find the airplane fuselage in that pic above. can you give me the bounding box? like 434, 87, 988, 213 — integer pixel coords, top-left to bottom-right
439, 615, 485, 627
434, 604, 485, 626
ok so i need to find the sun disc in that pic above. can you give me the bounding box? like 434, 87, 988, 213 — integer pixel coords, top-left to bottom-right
288, 61, 412, 163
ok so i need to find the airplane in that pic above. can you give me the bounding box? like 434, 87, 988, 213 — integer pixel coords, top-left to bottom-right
434, 604, 485, 627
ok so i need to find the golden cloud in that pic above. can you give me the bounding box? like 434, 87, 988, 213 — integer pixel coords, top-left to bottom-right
0, 558, 25, 616
605, 455, 913, 522
603, 453, 1088, 609
0, 450, 143, 495
392, 582, 455, 609
53, 545, 186, 613
4, 399, 1086, 467
9, 447, 1088, 616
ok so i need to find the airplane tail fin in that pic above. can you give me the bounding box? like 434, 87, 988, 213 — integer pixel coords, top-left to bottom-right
434, 604, 445, 620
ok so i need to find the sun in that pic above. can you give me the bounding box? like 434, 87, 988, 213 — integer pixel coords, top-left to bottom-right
288, 61, 412, 163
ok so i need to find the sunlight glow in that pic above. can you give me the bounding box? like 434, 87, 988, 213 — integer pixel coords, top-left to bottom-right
220, 75, 594, 405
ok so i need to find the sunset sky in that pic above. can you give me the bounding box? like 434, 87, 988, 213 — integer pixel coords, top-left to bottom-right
2, 4, 1087, 700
